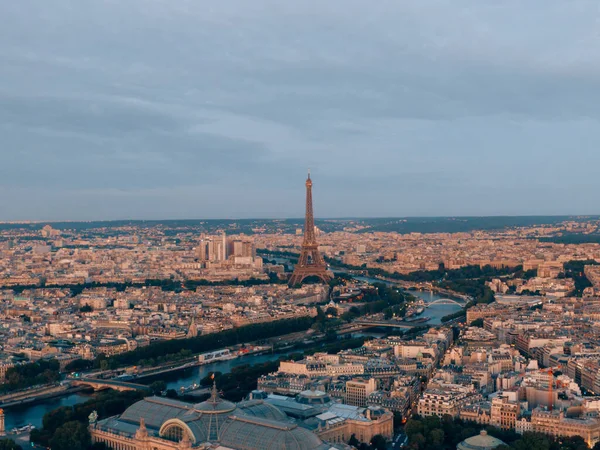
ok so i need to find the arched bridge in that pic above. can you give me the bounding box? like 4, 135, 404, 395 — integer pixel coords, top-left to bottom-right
425, 299, 465, 307
70, 377, 152, 393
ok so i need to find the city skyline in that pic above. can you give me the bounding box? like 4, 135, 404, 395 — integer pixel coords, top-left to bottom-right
2, 1, 600, 220
5, 3, 600, 449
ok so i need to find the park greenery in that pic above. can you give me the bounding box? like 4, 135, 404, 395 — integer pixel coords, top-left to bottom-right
404, 414, 591, 450
96, 316, 314, 370
348, 433, 388, 450
30, 389, 145, 450
4, 280, 412, 396
31, 335, 369, 449
10, 273, 285, 295
258, 249, 510, 308
470, 318, 484, 327
0, 359, 60, 394
562, 260, 599, 297
351, 283, 412, 319
440, 309, 467, 323
0, 440, 21, 450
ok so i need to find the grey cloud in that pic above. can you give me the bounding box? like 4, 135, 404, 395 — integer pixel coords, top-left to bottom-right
0, 93, 189, 137
1, 0, 600, 220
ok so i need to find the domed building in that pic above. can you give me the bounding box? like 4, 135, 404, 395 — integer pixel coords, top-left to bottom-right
90, 383, 331, 450
296, 389, 332, 406
457, 430, 506, 450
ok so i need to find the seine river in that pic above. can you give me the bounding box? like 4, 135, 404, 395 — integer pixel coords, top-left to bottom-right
4, 278, 462, 431
4, 352, 285, 431
348, 273, 463, 325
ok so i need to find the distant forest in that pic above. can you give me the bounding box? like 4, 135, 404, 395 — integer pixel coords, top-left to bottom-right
1, 215, 597, 235
539, 233, 600, 245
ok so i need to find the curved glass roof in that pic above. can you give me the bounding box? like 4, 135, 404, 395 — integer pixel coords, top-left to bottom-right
219, 415, 324, 450
101, 392, 328, 450
193, 398, 236, 414
120, 397, 198, 430
237, 399, 290, 422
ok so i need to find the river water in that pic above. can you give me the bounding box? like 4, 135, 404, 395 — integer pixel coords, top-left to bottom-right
348, 274, 463, 325
5, 393, 89, 431
162, 352, 287, 391
4, 352, 286, 431
5, 274, 462, 430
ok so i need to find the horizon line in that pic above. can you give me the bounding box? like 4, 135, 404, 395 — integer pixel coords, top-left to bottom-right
1, 213, 599, 225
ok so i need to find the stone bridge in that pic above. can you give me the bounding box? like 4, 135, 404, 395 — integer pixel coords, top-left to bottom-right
70, 377, 152, 392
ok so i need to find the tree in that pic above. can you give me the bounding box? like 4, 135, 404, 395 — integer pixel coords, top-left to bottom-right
150, 380, 167, 395
421, 414, 441, 435
315, 306, 326, 322
556, 436, 589, 450
470, 318, 484, 327
325, 328, 338, 342
0, 439, 22, 450
1, 359, 60, 394
325, 307, 338, 317
65, 359, 93, 373
427, 428, 444, 447
409, 433, 425, 450
405, 418, 424, 438
349, 434, 360, 447
512, 432, 551, 450
370, 434, 387, 450
100, 360, 109, 371
49, 421, 90, 450
166, 389, 179, 399
89, 443, 109, 450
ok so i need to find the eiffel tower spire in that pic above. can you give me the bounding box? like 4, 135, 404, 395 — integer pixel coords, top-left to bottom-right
289, 171, 333, 287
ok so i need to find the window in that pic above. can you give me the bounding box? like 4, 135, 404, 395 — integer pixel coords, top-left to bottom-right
163, 425, 185, 442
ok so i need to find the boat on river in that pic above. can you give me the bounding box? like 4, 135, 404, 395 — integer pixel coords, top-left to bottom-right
198, 349, 238, 365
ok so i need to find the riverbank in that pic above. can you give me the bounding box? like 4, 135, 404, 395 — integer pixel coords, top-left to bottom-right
5, 335, 367, 431
2, 270, 463, 429
3, 350, 286, 431
0, 385, 88, 409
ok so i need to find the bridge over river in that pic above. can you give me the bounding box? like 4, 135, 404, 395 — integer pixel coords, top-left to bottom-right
353, 319, 416, 329
351, 296, 466, 330
424, 298, 466, 307
69, 377, 152, 393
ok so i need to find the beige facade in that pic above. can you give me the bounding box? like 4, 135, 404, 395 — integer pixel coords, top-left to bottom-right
530, 409, 600, 448
345, 378, 377, 407
418, 385, 480, 418
490, 396, 518, 430
278, 360, 364, 377
459, 405, 490, 425
316, 407, 393, 445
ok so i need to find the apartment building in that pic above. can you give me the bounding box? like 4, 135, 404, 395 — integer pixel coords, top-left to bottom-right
345, 378, 377, 407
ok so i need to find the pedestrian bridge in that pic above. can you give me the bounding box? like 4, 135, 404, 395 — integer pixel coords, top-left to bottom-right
424, 298, 465, 307
70, 377, 152, 392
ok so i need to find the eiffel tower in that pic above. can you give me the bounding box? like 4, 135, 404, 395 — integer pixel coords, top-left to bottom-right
289, 171, 333, 287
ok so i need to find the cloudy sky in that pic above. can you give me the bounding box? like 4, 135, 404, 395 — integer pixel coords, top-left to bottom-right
2, 1, 600, 220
